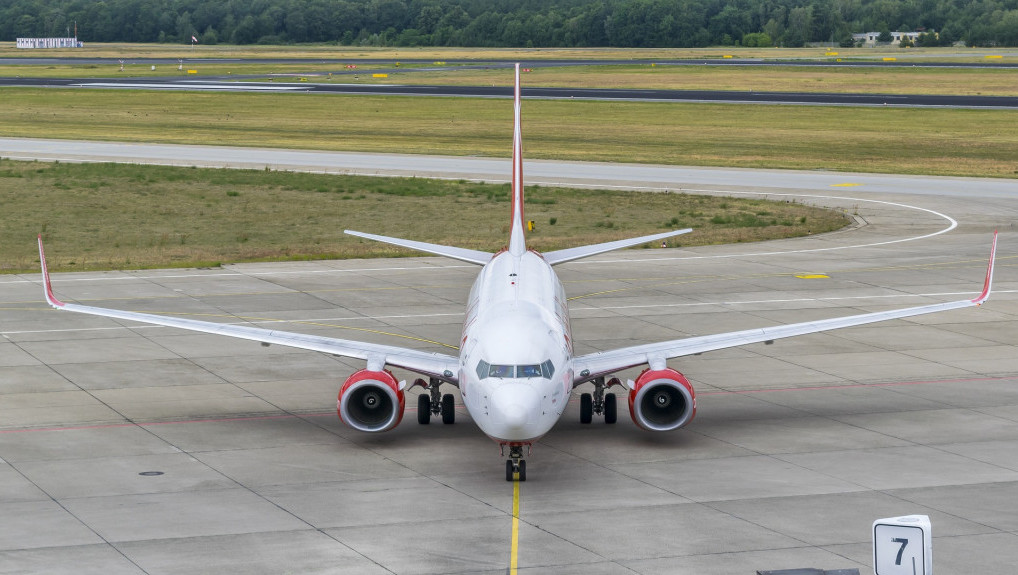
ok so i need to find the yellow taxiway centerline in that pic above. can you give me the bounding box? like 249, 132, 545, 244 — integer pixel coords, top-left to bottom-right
510, 479, 521, 574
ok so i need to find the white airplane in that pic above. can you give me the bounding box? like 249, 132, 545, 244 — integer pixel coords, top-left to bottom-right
38, 64, 997, 482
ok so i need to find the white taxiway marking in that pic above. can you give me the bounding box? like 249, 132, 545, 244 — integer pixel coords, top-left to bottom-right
545, 189, 956, 266
0, 191, 958, 286
5, 290, 1013, 337
74, 82, 308, 91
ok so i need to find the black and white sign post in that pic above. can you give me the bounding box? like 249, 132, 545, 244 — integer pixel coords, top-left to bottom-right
873, 515, 932, 575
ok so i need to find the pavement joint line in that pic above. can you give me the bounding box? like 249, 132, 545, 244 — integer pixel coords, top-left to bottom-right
4, 375, 1014, 434
698, 375, 1018, 396
4, 290, 1018, 337
12, 252, 1009, 300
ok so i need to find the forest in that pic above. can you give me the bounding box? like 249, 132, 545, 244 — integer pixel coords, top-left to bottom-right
3, 0, 1018, 48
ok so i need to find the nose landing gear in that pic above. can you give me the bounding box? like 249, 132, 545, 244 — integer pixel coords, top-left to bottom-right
501, 444, 529, 481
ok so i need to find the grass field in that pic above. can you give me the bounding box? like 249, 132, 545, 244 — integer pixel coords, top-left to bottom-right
1, 87, 1015, 178
362, 64, 1018, 96
2, 43, 1015, 63
0, 160, 847, 273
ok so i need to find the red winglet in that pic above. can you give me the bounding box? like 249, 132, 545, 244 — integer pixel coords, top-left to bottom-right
971, 231, 997, 305
37, 235, 65, 307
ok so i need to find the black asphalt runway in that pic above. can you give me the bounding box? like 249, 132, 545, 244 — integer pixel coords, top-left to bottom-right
1, 75, 1016, 108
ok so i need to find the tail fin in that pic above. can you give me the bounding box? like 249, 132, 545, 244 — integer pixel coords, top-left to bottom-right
508, 63, 526, 257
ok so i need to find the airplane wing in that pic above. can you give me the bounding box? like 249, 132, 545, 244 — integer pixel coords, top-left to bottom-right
37, 237, 460, 384
345, 230, 493, 265
573, 233, 998, 385
543, 229, 693, 266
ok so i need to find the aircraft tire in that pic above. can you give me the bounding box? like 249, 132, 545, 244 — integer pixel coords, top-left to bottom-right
580, 393, 593, 424
604, 392, 617, 424
441, 393, 455, 424
417, 394, 431, 424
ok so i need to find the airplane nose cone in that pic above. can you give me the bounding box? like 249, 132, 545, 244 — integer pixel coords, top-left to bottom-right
502, 403, 528, 429
491, 384, 541, 436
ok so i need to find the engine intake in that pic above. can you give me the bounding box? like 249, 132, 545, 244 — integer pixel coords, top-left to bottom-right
628, 367, 696, 431
337, 369, 405, 432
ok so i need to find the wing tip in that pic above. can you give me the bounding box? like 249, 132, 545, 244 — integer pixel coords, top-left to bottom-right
971, 230, 997, 305
37, 236, 65, 308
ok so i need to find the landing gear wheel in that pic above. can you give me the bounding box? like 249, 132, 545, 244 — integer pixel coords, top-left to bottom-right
505, 445, 526, 481
604, 392, 617, 424
417, 394, 431, 424
580, 393, 593, 424
441, 393, 455, 424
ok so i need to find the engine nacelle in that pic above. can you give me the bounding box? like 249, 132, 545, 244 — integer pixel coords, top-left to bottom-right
628, 367, 696, 431
337, 369, 405, 432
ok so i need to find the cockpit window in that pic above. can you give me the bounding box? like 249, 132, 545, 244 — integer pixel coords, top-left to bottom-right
517, 364, 542, 378
541, 359, 555, 379
489, 364, 514, 378
475, 359, 555, 379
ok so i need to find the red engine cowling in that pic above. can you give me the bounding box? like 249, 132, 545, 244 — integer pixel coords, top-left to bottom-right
628, 367, 696, 431
337, 369, 404, 432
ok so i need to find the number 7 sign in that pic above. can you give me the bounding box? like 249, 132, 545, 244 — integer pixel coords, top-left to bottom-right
873, 515, 932, 575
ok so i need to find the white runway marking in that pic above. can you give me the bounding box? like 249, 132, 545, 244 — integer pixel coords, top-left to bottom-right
74, 82, 308, 91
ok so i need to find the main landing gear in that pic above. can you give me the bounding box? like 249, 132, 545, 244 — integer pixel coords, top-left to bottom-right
503, 444, 529, 482
414, 378, 455, 425
580, 376, 621, 424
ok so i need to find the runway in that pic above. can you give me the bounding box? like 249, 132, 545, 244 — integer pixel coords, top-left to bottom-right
3, 76, 1018, 108
3, 56, 1017, 69
0, 144, 1017, 573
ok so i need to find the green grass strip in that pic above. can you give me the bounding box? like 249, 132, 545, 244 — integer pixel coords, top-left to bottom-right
1, 160, 846, 273
1, 88, 1015, 178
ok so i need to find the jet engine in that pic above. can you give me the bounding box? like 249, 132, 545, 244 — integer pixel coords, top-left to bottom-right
628, 367, 696, 431
337, 369, 405, 432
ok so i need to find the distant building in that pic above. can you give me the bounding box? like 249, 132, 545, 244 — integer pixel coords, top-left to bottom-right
852, 31, 926, 46
16, 37, 83, 49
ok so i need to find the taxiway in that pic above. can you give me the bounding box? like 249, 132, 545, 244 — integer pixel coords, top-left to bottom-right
0, 151, 1016, 573
2, 76, 1017, 107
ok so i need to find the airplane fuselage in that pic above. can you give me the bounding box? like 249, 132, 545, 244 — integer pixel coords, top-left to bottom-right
458, 250, 573, 445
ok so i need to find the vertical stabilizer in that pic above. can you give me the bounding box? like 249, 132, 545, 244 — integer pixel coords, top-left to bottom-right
508, 63, 527, 257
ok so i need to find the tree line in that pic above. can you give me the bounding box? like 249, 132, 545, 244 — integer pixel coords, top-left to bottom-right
4, 0, 1018, 48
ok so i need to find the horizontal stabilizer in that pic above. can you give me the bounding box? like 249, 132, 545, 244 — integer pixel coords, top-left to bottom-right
345, 230, 493, 265
543, 228, 692, 265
